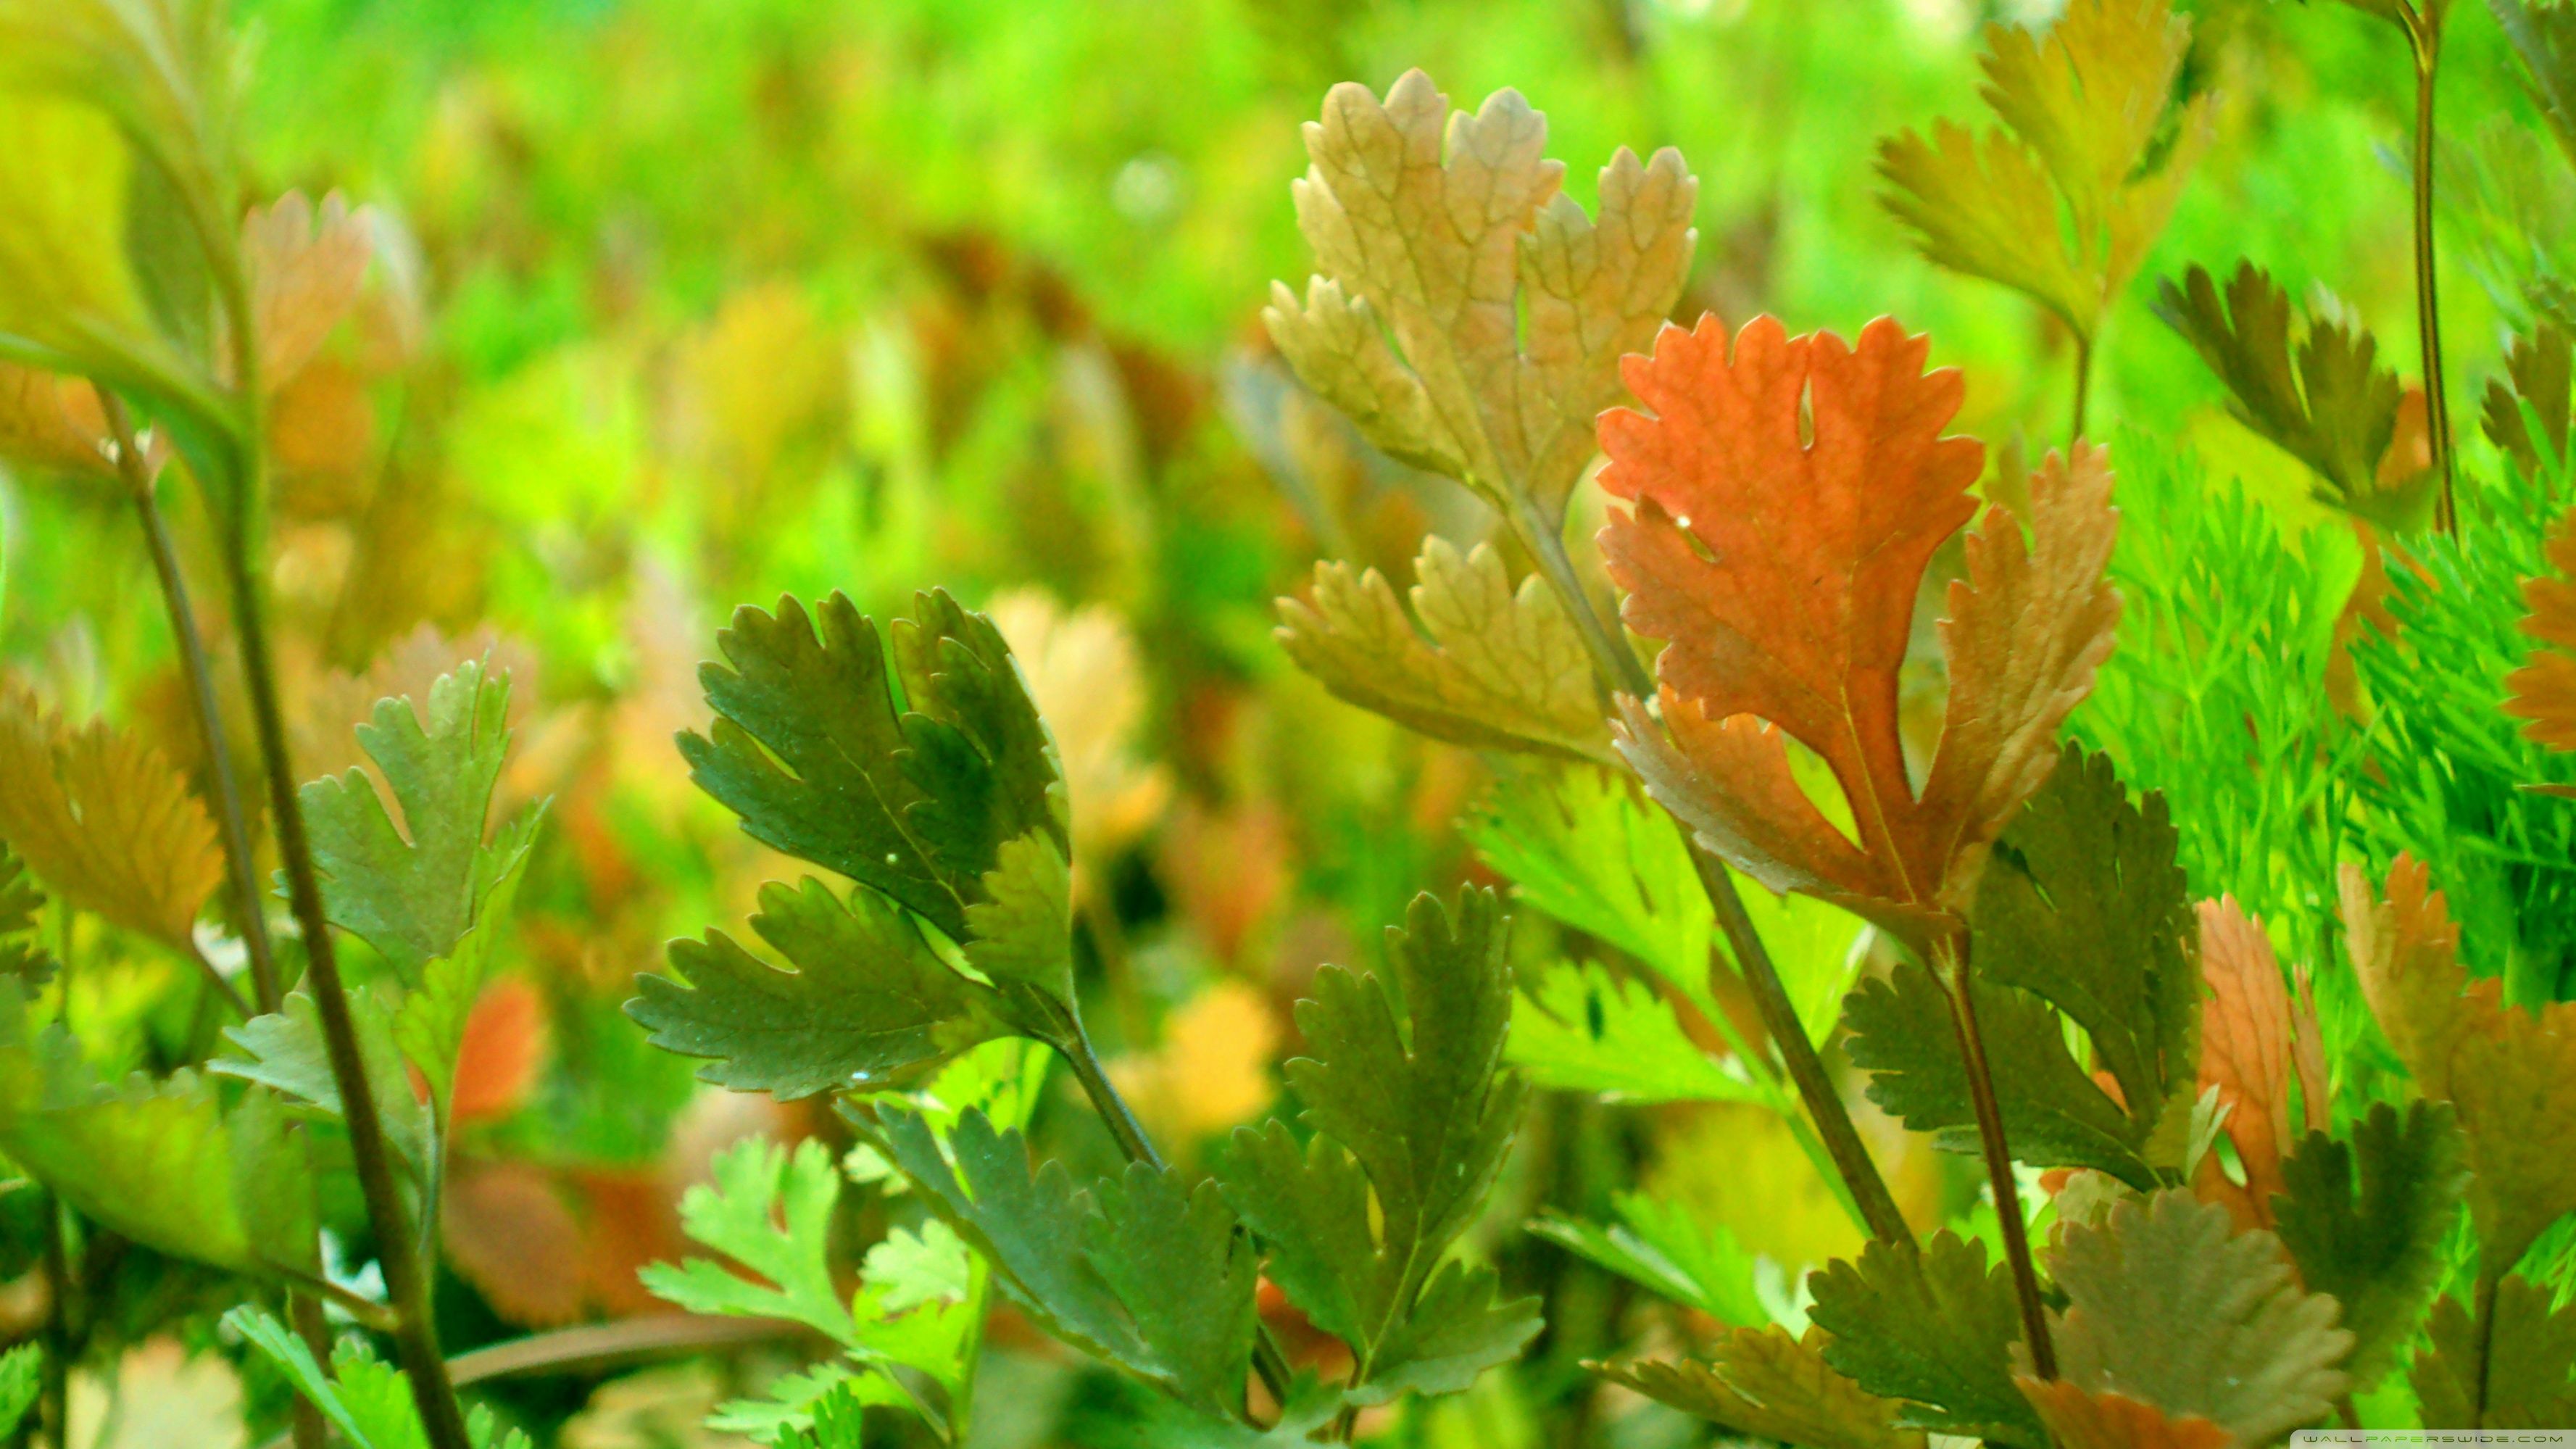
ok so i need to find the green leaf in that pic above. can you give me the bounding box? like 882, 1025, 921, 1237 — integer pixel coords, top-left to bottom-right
1528, 1191, 1766, 1326
2044, 1190, 2352, 1445
0, 1344, 40, 1440
1806, 1232, 2045, 1448
1972, 743, 2198, 1158
639, 1138, 857, 1346
1843, 960, 2150, 1186
1509, 960, 1756, 1104
2153, 262, 2432, 529
1221, 890, 1539, 1403
869, 1103, 1257, 1419
215, 988, 435, 1186
1470, 762, 1712, 1001
2496, 0, 2576, 169
2272, 1100, 2468, 1392
1595, 1326, 1926, 1449
680, 591, 1065, 947
396, 813, 538, 1110
633, 876, 1007, 1100
0, 984, 311, 1276
302, 660, 536, 981
0, 846, 52, 987
2413, 1274, 2576, 1429
227, 1307, 532, 1449
959, 827, 1077, 1022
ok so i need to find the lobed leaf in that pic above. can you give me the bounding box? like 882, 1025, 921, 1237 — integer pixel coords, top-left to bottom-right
1276, 538, 1606, 762
2506, 498, 2576, 751
2272, 1101, 2467, 1392
2411, 1274, 2576, 1429
1509, 960, 1756, 1104
1806, 1231, 2045, 1446
2482, 320, 2572, 472
2014, 1382, 2230, 1449
1596, 1326, 1925, 1449
0, 683, 221, 952
1528, 1190, 1766, 1325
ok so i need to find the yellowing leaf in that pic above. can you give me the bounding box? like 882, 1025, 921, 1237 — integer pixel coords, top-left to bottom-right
1597, 1327, 1927, 1449
1266, 69, 1696, 529
1279, 538, 1607, 763
1108, 979, 1280, 1142
0, 363, 116, 481
1880, 0, 2208, 344
1603, 317, 2118, 940
241, 191, 371, 389
987, 589, 1172, 872
0, 684, 220, 950
0, 95, 145, 363
2506, 499, 2576, 750
2341, 856, 2576, 1272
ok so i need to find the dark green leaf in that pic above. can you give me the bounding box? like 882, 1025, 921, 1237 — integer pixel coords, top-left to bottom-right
2272, 1100, 2468, 1392
1596, 1326, 1926, 1449
2414, 1274, 2576, 1429
1807, 1232, 2045, 1447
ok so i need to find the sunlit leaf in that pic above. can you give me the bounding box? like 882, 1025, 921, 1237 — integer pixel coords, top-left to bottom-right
0, 684, 220, 952
1597, 1326, 1924, 1449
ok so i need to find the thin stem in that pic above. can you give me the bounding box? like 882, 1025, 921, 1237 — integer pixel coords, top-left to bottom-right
1934, 929, 2054, 1378
2408, 17, 2458, 535
2471, 1269, 2499, 1427
2069, 333, 2093, 449
95, 388, 284, 1015
1056, 1021, 1299, 1416
201, 254, 475, 1448
1506, 497, 1910, 1245
38, 1197, 67, 1449
446, 1316, 802, 1386
183, 942, 254, 1021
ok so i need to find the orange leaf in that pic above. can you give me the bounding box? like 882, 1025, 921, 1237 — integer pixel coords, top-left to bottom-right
2017, 1380, 2230, 1449
2192, 897, 2291, 1229
1603, 315, 2117, 936
449, 976, 548, 1126
242, 191, 372, 390
2506, 502, 2576, 750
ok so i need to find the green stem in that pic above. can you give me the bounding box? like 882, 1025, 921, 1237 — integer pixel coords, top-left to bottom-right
1934, 929, 2054, 1378
1056, 1021, 1300, 1418
38, 1197, 66, 1449
2069, 333, 2093, 449
2471, 1269, 2499, 1427
96, 389, 282, 1015
2408, 14, 2458, 535
201, 254, 476, 1449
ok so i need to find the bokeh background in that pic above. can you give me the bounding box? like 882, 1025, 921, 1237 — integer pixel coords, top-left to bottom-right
0, 0, 2562, 1442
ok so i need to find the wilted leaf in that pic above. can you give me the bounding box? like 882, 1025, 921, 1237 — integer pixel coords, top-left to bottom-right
1220, 891, 1537, 1403
0, 684, 220, 952
633, 876, 1007, 1100
1881, 0, 2206, 344
869, 1105, 1257, 1419
1266, 69, 1696, 529
1597, 1326, 1925, 1449
1603, 318, 2116, 942
2154, 262, 2435, 529
2043, 1190, 2351, 1445
2343, 857, 2576, 1272
1278, 538, 1606, 762
2411, 1274, 2576, 1429
1806, 1231, 2045, 1446
2272, 1101, 2467, 1392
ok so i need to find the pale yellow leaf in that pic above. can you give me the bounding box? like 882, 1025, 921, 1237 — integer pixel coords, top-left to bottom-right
0, 684, 220, 950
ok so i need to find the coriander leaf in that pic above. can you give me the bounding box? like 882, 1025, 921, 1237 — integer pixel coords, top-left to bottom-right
681, 591, 1065, 947
2014, 1382, 2230, 1449
2272, 1100, 2468, 1392
2495, 0, 2576, 169
1528, 1190, 1766, 1325
2193, 896, 2314, 1229
215, 988, 434, 1184
2153, 262, 2433, 528
0, 984, 312, 1276
0, 846, 53, 987
1267, 70, 1695, 530
2507, 499, 2576, 752
2482, 320, 2572, 471
640, 1138, 856, 1345
2343, 857, 2576, 1273
1277, 537, 1606, 763
302, 660, 531, 981
1806, 1231, 2045, 1447
1595, 1326, 1926, 1449
2043, 1190, 2351, 1446
0, 1344, 36, 1440
0, 682, 221, 952
869, 1104, 1257, 1419
227, 1307, 532, 1449
1509, 960, 1756, 1104
0, 363, 117, 483
1470, 757, 1711, 984
2412, 1274, 2576, 1429
1972, 743, 2198, 1163
395, 814, 538, 1111
633, 876, 1007, 1100
241, 190, 370, 389
1844, 960, 2149, 1184
1605, 323, 2117, 944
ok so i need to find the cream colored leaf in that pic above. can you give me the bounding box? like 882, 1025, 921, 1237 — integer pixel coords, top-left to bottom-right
0, 684, 220, 950
986, 589, 1171, 873
241, 191, 370, 389
1279, 536, 1608, 761
1271, 69, 1696, 526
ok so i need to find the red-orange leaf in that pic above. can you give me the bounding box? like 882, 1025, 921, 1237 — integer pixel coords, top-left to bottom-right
2017, 1380, 2230, 1449
2505, 501, 2576, 751
2193, 897, 2292, 1229
1603, 314, 2118, 937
